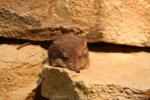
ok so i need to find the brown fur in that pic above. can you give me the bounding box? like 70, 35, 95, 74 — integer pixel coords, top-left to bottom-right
48, 33, 89, 73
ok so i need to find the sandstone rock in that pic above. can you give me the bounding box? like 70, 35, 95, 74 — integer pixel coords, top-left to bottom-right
0, 44, 47, 100
41, 51, 150, 100
0, 0, 149, 47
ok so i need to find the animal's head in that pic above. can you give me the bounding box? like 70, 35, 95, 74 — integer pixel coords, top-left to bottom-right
48, 33, 89, 73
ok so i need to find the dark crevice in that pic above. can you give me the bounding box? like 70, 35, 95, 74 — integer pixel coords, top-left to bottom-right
88, 42, 150, 53
25, 85, 48, 100
0, 36, 52, 50
0, 36, 150, 53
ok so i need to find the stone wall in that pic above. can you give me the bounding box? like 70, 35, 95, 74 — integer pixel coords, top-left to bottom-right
0, 0, 149, 47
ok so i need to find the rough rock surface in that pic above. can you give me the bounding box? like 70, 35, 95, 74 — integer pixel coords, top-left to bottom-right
0, 40, 150, 100
0, 0, 149, 47
0, 44, 47, 100
41, 50, 150, 100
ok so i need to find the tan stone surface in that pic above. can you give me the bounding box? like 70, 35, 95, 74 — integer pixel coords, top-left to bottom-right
41, 51, 150, 100
0, 41, 150, 100
0, 0, 149, 47
0, 44, 47, 100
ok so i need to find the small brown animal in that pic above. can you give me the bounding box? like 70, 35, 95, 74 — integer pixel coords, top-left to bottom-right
48, 33, 89, 73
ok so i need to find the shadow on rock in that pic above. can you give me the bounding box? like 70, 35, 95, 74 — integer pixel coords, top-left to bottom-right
1, 36, 150, 53
41, 68, 80, 100
88, 42, 150, 53
0, 36, 52, 50
25, 85, 48, 100
26, 68, 80, 100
